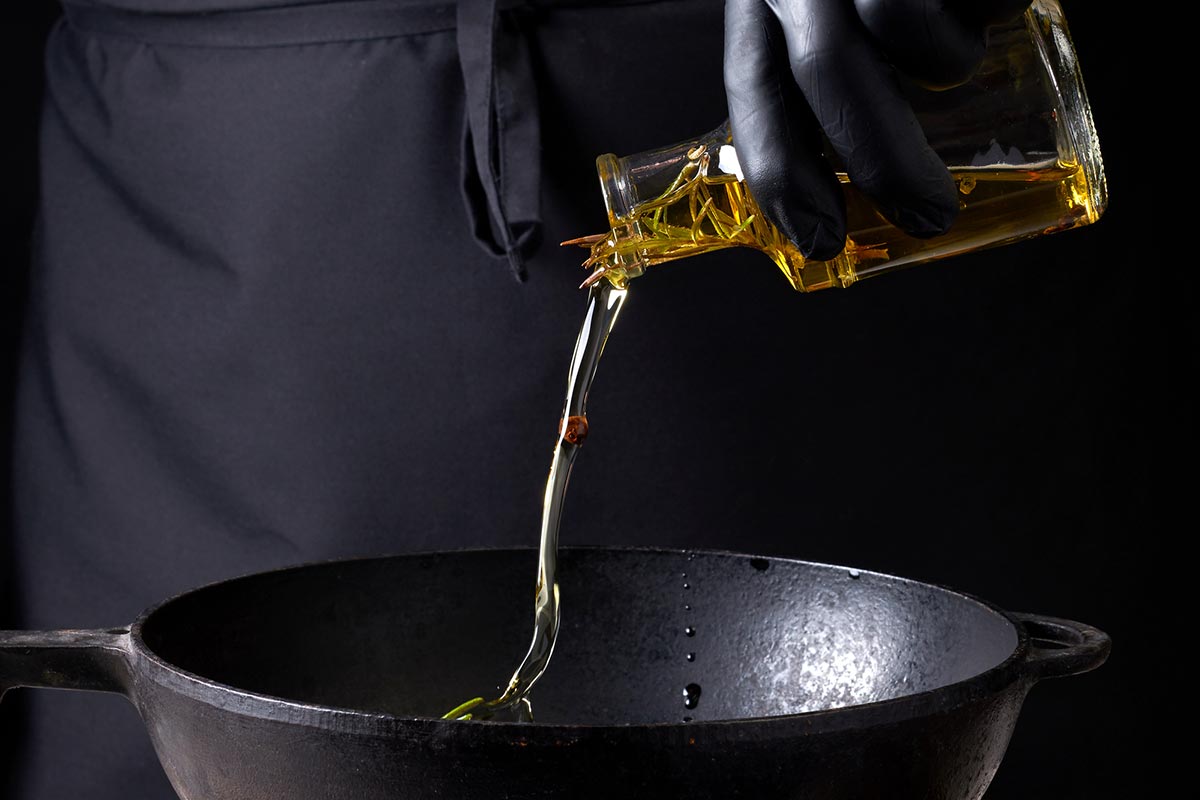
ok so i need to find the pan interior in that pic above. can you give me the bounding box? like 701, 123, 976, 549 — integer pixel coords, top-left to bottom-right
138, 548, 1017, 724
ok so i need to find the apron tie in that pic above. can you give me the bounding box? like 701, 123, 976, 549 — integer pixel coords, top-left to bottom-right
457, 0, 544, 282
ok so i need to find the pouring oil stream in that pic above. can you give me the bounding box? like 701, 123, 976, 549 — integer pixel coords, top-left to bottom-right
444, 280, 627, 721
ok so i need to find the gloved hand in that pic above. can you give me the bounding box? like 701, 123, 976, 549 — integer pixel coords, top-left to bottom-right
724, 0, 1031, 260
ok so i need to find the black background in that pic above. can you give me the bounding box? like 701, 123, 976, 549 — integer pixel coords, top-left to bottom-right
2, 1, 1174, 798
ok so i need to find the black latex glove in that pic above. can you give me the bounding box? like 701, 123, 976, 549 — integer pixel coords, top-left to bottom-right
725, 0, 1031, 260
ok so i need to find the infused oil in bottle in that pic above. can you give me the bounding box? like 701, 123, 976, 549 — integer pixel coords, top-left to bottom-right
568, 0, 1106, 292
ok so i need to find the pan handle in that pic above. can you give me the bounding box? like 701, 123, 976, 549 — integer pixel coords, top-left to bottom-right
1013, 613, 1111, 681
0, 628, 133, 701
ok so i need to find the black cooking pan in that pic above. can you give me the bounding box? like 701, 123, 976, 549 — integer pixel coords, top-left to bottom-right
1, 547, 1109, 799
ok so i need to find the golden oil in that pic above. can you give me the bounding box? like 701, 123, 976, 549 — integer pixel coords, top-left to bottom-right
567, 150, 1100, 293
444, 282, 627, 722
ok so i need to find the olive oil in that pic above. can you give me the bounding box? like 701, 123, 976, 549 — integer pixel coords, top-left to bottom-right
445, 153, 1099, 723
566, 148, 1100, 293
442, 156, 1097, 722
444, 281, 627, 721
443, 157, 1098, 722
440, 0, 1105, 725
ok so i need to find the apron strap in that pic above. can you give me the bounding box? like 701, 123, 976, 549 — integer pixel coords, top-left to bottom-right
457, 0, 544, 282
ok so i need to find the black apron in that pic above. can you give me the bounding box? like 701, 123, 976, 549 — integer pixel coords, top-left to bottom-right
8, 0, 753, 797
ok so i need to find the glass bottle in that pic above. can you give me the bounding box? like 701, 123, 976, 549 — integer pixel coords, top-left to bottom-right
570, 0, 1106, 292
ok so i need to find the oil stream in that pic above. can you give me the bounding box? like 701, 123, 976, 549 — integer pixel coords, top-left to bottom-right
443, 280, 627, 721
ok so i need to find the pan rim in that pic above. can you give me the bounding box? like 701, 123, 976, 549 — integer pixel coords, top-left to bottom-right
128, 545, 1033, 737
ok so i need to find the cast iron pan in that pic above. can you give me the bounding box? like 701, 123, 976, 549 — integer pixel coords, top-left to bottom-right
1, 547, 1109, 799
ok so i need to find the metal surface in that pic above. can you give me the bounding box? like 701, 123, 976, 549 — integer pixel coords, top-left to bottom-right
1, 547, 1110, 799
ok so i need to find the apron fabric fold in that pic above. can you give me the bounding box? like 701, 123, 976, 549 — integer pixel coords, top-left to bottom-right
457, 0, 542, 280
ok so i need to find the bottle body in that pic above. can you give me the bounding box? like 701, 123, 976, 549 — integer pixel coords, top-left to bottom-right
577, 0, 1106, 292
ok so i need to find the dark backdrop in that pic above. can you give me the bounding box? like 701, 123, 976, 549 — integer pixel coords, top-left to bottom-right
2, 2, 1169, 798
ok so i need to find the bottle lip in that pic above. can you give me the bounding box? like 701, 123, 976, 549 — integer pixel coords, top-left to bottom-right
596, 152, 633, 224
